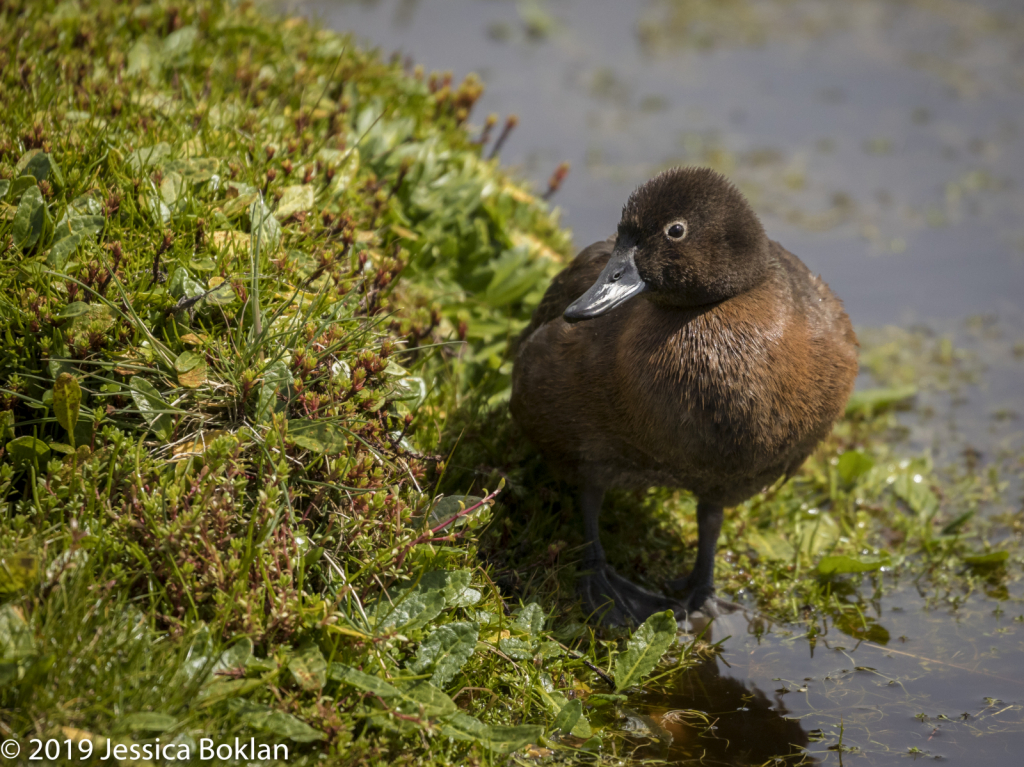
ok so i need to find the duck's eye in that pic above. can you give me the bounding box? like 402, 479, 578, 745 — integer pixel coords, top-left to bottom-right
665, 221, 687, 240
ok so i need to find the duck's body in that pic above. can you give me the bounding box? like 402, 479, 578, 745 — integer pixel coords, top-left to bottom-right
511, 167, 858, 625
514, 237, 855, 504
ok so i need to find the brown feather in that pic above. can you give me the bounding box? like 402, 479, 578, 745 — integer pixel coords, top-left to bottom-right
511, 168, 858, 508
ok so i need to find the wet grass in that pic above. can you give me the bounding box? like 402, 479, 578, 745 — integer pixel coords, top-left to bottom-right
0, 0, 1021, 765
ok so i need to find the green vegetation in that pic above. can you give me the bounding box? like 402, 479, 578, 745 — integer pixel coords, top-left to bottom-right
0, 0, 1019, 765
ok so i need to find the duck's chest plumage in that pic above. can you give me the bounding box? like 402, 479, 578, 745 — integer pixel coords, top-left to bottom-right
510, 240, 858, 506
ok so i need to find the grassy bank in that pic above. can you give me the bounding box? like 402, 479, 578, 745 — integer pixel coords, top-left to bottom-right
0, 0, 1018, 764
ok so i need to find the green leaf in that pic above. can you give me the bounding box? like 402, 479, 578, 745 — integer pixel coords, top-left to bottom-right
474, 723, 544, 753
376, 589, 446, 632
166, 157, 220, 184
837, 450, 875, 485
275, 184, 315, 220
198, 677, 265, 705
585, 693, 627, 707
327, 664, 398, 697
129, 378, 174, 441
794, 510, 841, 557
428, 495, 485, 530
126, 38, 154, 75
173, 351, 203, 373
612, 610, 677, 692
15, 149, 41, 176
407, 621, 478, 687
498, 636, 534, 660
287, 418, 348, 454
513, 602, 545, 635
0, 178, 9, 200
56, 301, 114, 331
438, 711, 489, 742
443, 712, 545, 752
328, 665, 458, 717
0, 553, 39, 596
389, 374, 426, 406
6, 436, 50, 466
483, 251, 550, 307
816, 555, 884, 576
190, 257, 217, 271
47, 232, 82, 268
22, 151, 61, 185
439, 711, 544, 752
53, 214, 105, 242
535, 679, 593, 737
941, 510, 974, 535
255, 360, 292, 424
249, 198, 281, 252
408, 570, 481, 608
163, 25, 198, 62
961, 550, 1008, 566
745, 529, 796, 561
8, 175, 37, 202
64, 193, 104, 218
160, 170, 185, 205
227, 700, 325, 742
288, 643, 327, 692
205, 281, 235, 306
167, 266, 206, 300
121, 712, 177, 732
174, 352, 207, 388
0, 603, 35, 658
125, 142, 171, 173
392, 679, 459, 717
52, 373, 82, 439
215, 637, 253, 673
892, 473, 938, 517
845, 385, 916, 417
12, 184, 45, 251
551, 698, 582, 735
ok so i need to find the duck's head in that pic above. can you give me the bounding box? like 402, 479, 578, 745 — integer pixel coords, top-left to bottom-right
564, 167, 771, 322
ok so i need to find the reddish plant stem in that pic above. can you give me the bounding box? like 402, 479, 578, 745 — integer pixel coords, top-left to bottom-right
392, 485, 503, 570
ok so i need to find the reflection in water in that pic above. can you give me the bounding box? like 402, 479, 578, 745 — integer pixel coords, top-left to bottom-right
618, 591, 1024, 766
645, 658, 812, 764
608, 612, 814, 764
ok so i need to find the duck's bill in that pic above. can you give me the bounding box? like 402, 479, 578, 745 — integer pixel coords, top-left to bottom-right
563, 247, 648, 323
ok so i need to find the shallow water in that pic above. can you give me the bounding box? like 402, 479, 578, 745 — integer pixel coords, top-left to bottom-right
622, 586, 1024, 765
289, 1, 1023, 763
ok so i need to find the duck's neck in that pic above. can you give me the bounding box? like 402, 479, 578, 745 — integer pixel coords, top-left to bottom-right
623, 278, 788, 404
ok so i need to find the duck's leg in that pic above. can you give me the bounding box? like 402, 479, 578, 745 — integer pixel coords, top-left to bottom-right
667, 501, 741, 617
578, 481, 681, 626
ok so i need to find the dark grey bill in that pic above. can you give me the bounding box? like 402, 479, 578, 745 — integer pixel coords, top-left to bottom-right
563, 247, 648, 323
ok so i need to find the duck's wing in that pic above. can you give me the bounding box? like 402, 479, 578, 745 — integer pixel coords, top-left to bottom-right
520, 237, 615, 341
771, 241, 858, 349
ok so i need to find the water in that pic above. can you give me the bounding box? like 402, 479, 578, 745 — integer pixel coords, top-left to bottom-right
287, 0, 1023, 762
627, 589, 1024, 765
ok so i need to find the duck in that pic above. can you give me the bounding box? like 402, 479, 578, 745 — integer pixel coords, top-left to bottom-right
510, 166, 858, 626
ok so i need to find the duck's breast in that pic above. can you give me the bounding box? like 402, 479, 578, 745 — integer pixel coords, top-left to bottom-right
610, 259, 856, 500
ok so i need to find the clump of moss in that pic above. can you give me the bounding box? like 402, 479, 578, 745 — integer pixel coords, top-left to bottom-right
0, 0, 588, 760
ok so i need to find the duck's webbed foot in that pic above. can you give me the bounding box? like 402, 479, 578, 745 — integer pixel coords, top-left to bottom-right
580, 564, 681, 627
665, 573, 742, 619
577, 479, 681, 626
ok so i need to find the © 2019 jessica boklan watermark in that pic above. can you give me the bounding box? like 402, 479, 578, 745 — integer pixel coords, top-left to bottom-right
1, 737, 291, 761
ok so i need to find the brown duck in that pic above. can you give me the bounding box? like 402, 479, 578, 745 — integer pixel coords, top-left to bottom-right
511, 167, 858, 625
